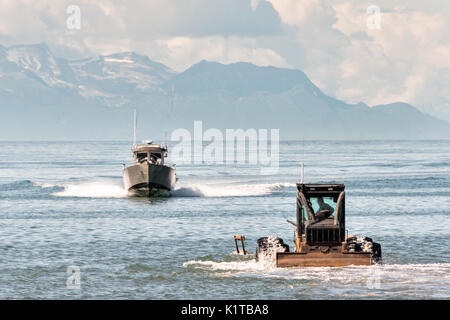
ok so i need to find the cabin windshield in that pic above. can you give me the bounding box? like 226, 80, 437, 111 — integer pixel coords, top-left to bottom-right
149, 152, 162, 164
307, 196, 336, 218
137, 152, 148, 163
135, 151, 164, 164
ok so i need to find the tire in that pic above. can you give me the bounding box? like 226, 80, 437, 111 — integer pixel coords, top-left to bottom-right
347, 236, 373, 253
371, 242, 382, 264
347, 236, 373, 243
256, 237, 289, 262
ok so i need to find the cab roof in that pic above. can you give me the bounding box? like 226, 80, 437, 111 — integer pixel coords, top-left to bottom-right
296, 183, 345, 195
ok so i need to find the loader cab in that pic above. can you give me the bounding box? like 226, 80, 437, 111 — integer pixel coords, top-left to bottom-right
296, 184, 345, 245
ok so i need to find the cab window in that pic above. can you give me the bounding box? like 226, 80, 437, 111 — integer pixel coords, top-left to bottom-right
137, 152, 148, 163
308, 196, 336, 217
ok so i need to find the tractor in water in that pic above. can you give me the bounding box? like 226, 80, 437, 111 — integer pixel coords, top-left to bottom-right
256, 183, 382, 267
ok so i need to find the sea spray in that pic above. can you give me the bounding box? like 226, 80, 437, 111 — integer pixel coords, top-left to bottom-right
256, 236, 289, 268
171, 182, 294, 198
52, 180, 128, 198
44, 177, 294, 198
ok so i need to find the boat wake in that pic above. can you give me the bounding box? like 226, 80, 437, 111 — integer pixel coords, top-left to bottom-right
28, 179, 295, 199
52, 180, 128, 198
171, 182, 294, 198
46, 180, 128, 198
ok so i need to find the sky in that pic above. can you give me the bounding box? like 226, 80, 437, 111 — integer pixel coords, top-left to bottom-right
0, 0, 449, 121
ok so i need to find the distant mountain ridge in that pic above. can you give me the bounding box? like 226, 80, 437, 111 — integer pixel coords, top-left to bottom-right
0, 43, 449, 140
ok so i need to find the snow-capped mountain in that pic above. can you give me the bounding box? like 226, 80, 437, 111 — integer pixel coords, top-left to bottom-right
69, 52, 176, 106
0, 43, 175, 107
0, 43, 449, 140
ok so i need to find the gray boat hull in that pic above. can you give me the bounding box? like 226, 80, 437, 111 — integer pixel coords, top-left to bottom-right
123, 163, 176, 195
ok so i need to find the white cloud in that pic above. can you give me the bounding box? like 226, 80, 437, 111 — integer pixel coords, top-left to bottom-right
250, 0, 261, 11
330, 3, 450, 118
0, 0, 448, 120
266, 0, 449, 119
156, 36, 290, 71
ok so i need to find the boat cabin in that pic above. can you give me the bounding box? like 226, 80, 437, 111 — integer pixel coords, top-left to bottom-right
132, 141, 168, 165
296, 184, 345, 245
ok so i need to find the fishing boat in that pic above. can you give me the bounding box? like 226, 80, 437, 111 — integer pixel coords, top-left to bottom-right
122, 111, 177, 196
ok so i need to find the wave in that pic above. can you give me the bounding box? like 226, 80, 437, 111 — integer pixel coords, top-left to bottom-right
422, 161, 450, 168
171, 182, 295, 198
0, 180, 34, 191
32, 181, 58, 188
183, 258, 450, 283
17, 178, 295, 199
51, 180, 128, 198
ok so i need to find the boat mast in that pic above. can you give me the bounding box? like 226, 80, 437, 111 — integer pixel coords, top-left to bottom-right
133, 109, 137, 147
164, 131, 168, 149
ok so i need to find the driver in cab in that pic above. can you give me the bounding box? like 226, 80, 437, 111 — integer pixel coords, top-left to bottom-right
315, 197, 334, 220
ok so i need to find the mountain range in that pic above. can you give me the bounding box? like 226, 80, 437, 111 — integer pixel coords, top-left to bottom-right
0, 43, 449, 140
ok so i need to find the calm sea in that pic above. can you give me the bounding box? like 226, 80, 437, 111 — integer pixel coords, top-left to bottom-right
0, 140, 449, 299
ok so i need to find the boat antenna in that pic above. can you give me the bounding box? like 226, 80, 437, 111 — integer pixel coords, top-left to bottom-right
133, 109, 137, 147
164, 131, 168, 149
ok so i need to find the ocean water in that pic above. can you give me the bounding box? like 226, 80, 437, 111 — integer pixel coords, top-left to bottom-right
0, 140, 449, 299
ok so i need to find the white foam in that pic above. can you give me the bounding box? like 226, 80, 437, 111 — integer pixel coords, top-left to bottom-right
33, 181, 57, 188
183, 240, 288, 274
52, 180, 128, 198
183, 258, 450, 285
183, 259, 268, 272
48, 179, 294, 199
172, 182, 294, 198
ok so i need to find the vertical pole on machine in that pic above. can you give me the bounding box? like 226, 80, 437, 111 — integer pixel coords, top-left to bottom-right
301, 162, 304, 183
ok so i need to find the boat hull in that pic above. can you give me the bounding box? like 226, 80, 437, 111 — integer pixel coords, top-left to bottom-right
123, 163, 176, 195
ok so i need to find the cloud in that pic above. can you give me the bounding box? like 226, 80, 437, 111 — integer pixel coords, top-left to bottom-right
266, 0, 450, 120
156, 36, 290, 71
268, 0, 335, 26
0, 0, 286, 69
0, 0, 282, 40
0, 0, 448, 120
330, 3, 450, 118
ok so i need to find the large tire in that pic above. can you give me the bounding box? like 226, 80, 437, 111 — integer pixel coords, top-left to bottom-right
256, 237, 289, 262
371, 242, 382, 264
347, 236, 373, 253
347, 236, 373, 243
347, 236, 382, 264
